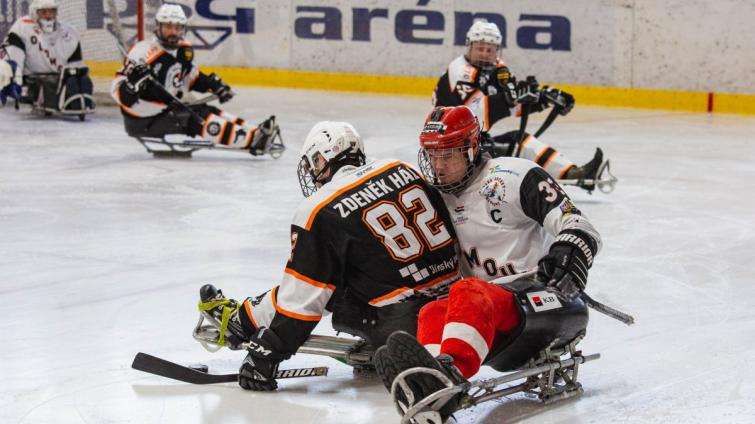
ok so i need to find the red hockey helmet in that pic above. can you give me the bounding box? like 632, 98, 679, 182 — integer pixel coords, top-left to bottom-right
418, 106, 481, 194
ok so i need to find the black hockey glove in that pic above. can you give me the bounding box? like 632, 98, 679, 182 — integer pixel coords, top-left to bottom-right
238, 327, 290, 391
515, 76, 541, 105
541, 86, 575, 115
537, 230, 597, 302
207, 73, 234, 103
125, 63, 153, 95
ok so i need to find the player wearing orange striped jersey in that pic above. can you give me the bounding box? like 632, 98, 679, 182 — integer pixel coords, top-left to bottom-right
110, 5, 278, 156
196, 121, 461, 391
433, 21, 604, 191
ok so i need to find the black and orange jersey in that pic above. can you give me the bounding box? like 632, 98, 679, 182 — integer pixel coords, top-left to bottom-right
110, 37, 215, 118
433, 55, 518, 131
243, 159, 461, 355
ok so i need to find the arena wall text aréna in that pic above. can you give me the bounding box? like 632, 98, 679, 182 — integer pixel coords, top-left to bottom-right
4, 0, 752, 114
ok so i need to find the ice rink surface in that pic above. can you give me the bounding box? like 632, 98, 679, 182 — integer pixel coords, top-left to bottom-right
2, 87, 754, 423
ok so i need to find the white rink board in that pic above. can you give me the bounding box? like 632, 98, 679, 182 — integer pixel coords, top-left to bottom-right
1, 88, 755, 423
16, 0, 748, 93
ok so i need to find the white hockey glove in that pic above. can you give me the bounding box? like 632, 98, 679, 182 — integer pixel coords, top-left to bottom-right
537, 230, 597, 302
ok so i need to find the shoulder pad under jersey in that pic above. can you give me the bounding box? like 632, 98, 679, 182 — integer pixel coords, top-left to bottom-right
126, 39, 164, 65
447, 55, 477, 89
8, 16, 36, 37
484, 156, 539, 175
57, 21, 79, 38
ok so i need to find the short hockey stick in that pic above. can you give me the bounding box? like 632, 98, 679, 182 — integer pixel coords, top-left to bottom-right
581, 292, 635, 325
132, 352, 328, 384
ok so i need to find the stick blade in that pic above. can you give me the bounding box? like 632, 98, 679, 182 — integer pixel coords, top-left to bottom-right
132, 352, 238, 384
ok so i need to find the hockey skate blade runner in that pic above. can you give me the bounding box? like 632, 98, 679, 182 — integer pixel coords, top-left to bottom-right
131, 352, 328, 384
559, 159, 617, 194
391, 353, 600, 424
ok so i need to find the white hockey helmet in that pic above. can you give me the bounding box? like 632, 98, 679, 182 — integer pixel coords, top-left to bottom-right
465, 21, 502, 47
155, 4, 188, 26
297, 121, 366, 197
154, 4, 187, 48
30, 0, 60, 33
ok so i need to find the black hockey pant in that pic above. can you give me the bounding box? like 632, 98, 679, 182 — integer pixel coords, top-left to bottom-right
123, 104, 221, 139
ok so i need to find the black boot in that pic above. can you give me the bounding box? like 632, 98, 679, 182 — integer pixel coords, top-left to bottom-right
377, 331, 467, 423
249, 115, 281, 156
565, 148, 603, 192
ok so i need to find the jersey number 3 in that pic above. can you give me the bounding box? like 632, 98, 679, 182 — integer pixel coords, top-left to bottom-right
363, 185, 452, 261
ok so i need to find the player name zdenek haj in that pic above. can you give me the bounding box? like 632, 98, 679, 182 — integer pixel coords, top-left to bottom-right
332, 166, 420, 218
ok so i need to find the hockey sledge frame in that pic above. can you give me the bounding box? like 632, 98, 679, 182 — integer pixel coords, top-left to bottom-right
192, 308, 375, 370
495, 76, 618, 195
22, 72, 96, 121
391, 336, 600, 424
558, 159, 618, 194
132, 93, 286, 159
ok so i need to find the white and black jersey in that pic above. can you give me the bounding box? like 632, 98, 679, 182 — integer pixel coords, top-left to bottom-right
111, 37, 215, 118
433, 55, 518, 131
242, 159, 461, 355
0, 16, 83, 80
442, 156, 601, 284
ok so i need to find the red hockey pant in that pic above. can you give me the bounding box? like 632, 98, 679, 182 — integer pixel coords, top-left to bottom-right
417, 277, 521, 378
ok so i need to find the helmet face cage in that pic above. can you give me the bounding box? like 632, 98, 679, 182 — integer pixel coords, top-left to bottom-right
465, 21, 502, 70
31, 0, 59, 33
297, 122, 366, 197
297, 156, 317, 198
297, 149, 366, 197
418, 106, 481, 194
418, 144, 476, 195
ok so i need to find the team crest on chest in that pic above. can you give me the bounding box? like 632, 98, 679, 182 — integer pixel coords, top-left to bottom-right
479, 176, 506, 207
166, 63, 184, 89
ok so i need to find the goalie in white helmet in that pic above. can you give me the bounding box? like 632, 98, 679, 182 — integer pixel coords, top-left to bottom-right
0, 0, 95, 117
111, 4, 281, 157
433, 21, 607, 192
190, 121, 460, 391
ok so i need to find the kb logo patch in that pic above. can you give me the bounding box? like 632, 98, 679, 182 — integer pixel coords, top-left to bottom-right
526, 291, 562, 312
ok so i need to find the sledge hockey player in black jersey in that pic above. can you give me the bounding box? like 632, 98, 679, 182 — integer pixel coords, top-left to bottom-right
0, 0, 95, 119
111, 4, 281, 157
374, 106, 604, 423
192, 121, 461, 391
433, 21, 609, 192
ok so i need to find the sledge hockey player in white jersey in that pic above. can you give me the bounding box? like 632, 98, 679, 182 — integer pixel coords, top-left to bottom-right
111, 4, 280, 157
374, 105, 603, 423
0, 0, 95, 117
433, 21, 607, 192
190, 121, 461, 391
